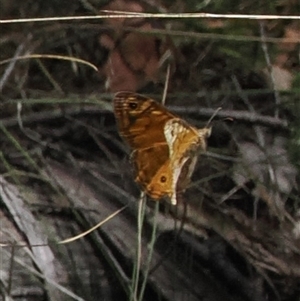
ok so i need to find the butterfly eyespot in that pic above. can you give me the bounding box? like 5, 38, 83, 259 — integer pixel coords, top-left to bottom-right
160, 176, 167, 183
129, 102, 138, 109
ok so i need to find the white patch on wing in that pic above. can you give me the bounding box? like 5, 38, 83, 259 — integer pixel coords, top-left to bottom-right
163, 119, 210, 205
170, 156, 190, 205
164, 119, 187, 156
164, 119, 190, 205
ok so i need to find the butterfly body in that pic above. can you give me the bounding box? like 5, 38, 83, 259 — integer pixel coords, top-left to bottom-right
114, 92, 211, 205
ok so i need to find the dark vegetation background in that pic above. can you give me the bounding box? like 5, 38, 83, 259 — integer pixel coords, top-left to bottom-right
0, 0, 300, 300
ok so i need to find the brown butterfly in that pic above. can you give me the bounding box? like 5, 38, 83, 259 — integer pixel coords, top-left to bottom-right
114, 92, 211, 205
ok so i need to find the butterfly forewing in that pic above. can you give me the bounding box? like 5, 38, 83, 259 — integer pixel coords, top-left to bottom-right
114, 92, 176, 150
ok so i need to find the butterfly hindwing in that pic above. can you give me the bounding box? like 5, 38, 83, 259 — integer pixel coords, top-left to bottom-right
163, 119, 201, 203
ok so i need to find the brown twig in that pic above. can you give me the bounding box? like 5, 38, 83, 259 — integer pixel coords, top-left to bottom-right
0, 105, 288, 130
170, 106, 288, 129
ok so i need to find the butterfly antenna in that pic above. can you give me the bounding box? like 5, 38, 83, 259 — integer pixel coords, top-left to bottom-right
205, 107, 222, 128
161, 63, 171, 105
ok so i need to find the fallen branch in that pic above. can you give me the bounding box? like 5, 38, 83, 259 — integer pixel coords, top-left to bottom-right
0, 103, 288, 130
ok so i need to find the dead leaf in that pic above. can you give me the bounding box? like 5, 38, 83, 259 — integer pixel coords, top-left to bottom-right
278, 21, 300, 52
99, 0, 172, 91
